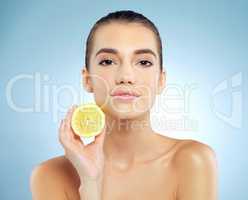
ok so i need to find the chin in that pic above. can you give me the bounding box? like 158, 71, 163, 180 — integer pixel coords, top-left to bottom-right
109, 106, 149, 121
99, 98, 152, 119
116, 112, 142, 120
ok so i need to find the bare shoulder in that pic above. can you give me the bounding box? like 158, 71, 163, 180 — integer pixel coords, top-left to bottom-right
31, 155, 80, 183
30, 155, 80, 200
171, 139, 218, 199
173, 139, 217, 168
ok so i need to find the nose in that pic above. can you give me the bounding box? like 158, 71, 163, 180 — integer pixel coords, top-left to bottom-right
115, 63, 136, 85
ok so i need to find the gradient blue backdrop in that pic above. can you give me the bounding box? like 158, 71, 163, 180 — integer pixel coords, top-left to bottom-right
1, 0, 247, 199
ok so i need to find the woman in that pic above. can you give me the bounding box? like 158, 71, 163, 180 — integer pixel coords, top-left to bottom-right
30, 10, 218, 200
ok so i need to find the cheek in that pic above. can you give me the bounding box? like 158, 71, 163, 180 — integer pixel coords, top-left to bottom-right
95, 72, 113, 92
133, 73, 159, 112
91, 72, 113, 105
139, 72, 159, 94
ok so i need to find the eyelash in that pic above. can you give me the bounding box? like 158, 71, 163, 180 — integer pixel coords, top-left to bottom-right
99, 59, 114, 66
98, 59, 153, 67
138, 60, 153, 67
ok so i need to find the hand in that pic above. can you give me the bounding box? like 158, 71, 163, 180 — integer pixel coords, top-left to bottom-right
58, 105, 107, 181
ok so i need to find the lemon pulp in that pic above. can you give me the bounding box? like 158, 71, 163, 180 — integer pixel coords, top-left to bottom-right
71, 103, 105, 138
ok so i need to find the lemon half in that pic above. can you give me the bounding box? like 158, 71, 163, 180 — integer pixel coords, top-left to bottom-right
71, 103, 105, 138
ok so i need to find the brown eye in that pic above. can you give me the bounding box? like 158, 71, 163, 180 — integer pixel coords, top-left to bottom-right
99, 59, 113, 66
139, 60, 153, 67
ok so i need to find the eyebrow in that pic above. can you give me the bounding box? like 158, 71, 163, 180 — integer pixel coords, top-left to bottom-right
95, 48, 157, 58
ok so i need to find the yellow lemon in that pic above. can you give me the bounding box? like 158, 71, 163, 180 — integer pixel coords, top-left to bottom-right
71, 103, 105, 138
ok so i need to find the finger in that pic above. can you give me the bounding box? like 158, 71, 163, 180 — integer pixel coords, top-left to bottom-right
58, 119, 63, 144
68, 106, 81, 140
59, 119, 64, 133
60, 118, 85, 151
64, 106, 77, 140
73, 132, 82, 141
65, 107, 73, 127
59, 119, 67, 145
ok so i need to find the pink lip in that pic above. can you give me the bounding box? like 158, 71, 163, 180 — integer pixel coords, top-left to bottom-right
113, 94, 138, 101
110, 89, 140, 102
111, 90, 140, 97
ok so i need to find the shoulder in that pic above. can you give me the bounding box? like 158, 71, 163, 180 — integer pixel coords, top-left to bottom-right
173, 139, 217, 169
30, 155, 80, 184
172, 139, 218, 199
30, 155, 80, 199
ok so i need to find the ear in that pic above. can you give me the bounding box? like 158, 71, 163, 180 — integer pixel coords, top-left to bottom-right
81, 67, 93, 93
156, 69, 166, 95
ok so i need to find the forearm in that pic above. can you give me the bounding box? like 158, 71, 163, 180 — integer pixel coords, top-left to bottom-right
78, 175, 103, 200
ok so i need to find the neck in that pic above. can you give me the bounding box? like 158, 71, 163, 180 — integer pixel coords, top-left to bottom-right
103, 112, 155, 165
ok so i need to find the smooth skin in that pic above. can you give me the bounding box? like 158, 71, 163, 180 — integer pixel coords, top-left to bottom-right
30, 22, 218, 200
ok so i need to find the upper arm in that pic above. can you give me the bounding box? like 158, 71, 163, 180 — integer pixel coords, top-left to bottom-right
174, 140, 218, 200
30, 163, 69, 200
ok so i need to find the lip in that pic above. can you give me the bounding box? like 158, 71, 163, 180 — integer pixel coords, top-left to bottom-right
110, 89, 140, 102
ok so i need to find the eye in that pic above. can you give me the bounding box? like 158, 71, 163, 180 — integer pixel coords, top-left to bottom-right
138, 60, 153, 67
99, 59, 114, 66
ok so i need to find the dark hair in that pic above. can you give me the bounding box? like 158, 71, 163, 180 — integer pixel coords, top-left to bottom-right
85, 10, 163, 72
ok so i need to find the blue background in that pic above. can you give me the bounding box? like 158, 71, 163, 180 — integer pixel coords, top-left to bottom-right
1, 0, 247, 199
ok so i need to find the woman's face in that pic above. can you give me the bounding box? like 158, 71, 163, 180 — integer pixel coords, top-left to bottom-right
82, 22, 165, 120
